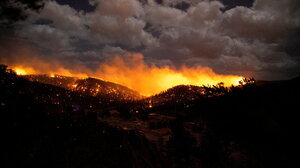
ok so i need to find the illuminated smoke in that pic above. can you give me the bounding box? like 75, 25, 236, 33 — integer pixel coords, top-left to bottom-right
8, 52, 243, 96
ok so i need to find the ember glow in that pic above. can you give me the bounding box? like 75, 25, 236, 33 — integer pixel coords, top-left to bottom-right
8, 53, 243, 96
14, 67, 36, 75
11, 64, 89, 79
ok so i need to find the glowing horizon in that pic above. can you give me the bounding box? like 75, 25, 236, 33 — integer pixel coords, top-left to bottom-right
6, 53, 244, 96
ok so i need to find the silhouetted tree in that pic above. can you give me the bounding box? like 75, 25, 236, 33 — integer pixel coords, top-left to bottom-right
0, 64, 8, 72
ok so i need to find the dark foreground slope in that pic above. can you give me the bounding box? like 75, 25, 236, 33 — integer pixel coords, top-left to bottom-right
188, 78, 300, 168
1, 64, 299, 168
0, 65, 162, 168
147, 77, 300, 168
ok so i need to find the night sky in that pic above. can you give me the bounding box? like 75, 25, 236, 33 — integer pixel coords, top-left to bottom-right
1, 0, 300, 80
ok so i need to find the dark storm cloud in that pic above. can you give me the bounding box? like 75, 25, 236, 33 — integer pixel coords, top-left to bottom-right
55, 0, 96, 12
0, 0, 300, 80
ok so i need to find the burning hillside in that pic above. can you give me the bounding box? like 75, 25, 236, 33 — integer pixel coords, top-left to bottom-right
23, 75, 143, 101
6, 53, 243, 96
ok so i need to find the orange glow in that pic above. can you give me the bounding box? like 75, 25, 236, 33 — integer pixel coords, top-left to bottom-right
11, 64, 88, 79
7, 53, 244, 96
95, 54, 243, 96
14, 68, 27, 75
13, 67, 36, 75
71, 84, 78, 88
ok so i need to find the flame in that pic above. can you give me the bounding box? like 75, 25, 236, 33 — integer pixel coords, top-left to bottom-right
95, 54, 243, 96
6, 53, 244, 96
11, 65, 88, 79
14, 67, 36, 75
71, 84, 78, 88
14, 68, 27, 75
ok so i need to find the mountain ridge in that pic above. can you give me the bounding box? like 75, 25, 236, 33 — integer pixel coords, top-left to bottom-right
22, 74, 143, 100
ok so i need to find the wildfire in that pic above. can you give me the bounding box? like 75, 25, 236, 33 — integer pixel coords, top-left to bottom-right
94, 54, 243, 96
71, 84, 78, 88
14, 68, 27, 75
7, 53, 244, 96
14, 67, 36, 75
11, 66, 88, 79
